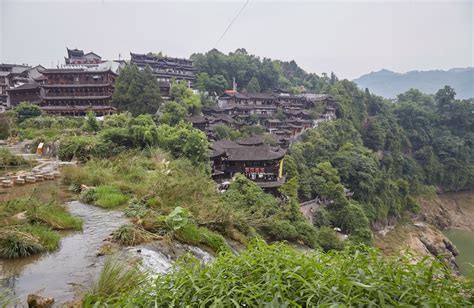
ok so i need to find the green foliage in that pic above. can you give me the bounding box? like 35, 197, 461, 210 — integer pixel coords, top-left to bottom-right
191, 48, 329, 93
0, 232, 45, 259
197, 72, 228, 95
80, 185, 128, 209
246, 76, 261, 92
159, 101, 187, 126
0, 148, 28, 167
212, 124, 241, 140
112, 64, 163, 116
0, 112, 15, 139
156, 122, 209, 166
318, 227, 345, 251
14, 102, 42, 123
87, 241, 474, 306
165, 206, 189, 231
175, 223, 229, 253
83, 111, 100, 132
0, 198, 82, 259
83, 255, 146, 305
223, 175, 318, 247
170, 80, 202, 115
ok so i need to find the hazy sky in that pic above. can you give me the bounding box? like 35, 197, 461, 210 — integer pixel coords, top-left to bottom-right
1, 0, 472, 79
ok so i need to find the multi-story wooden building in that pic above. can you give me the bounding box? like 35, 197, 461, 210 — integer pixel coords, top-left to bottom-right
210, 137, 286, 193
130, 52, 196, 98
37, 66, 117, 116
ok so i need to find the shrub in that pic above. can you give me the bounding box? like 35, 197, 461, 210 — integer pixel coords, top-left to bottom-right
94, 186, 128, 208
80, 186, 128, 209
0, 148, 28, 166
175, 223, 229, 253
0, 232, 44, 259
318, 227, 345, 251
86, 241, 474, 306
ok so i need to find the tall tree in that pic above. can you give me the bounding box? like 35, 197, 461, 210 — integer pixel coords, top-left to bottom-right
112, 64, 163, 116
246, 77, 261, 92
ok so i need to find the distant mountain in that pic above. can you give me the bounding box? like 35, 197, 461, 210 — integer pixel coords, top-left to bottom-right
353, 68, 474, 99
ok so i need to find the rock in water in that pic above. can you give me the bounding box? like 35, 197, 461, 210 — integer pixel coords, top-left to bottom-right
27, 294, 55, 308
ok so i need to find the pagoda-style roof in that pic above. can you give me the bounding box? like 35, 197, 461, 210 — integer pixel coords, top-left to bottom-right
39, 68, 117, 76
41, 105, 115, 111
67, 48, 85, 58
236, 135, 265, 146
219, 92, 277, 101
210, 139, 285, 161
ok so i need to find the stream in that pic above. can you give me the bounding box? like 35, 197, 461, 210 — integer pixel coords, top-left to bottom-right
0, 201, 128, 304
0, 200, 214, 305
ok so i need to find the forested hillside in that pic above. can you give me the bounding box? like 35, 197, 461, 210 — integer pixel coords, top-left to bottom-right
353, 68, 474, 99
191, 49, 473, 238
285, 82, 473, 240
190, 48, 335, 95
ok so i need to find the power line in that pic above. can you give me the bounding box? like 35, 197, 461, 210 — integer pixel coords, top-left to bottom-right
214, 0, 250, 49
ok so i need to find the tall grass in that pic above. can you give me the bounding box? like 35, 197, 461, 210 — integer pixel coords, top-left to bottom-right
0, 231, 44, 259
79, 185, 128, 209
87, 241, 474, 306
0, 198, 82, 259
83, 254, 146, 305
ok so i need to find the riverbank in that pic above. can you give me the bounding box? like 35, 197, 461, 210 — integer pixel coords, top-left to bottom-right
375, 191, 474, 274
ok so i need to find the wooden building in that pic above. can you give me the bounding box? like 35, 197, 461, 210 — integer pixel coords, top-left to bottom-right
210, 138, 286, 193
130, 53, 196, 98
38, 67, 117, 116
0, 64, 31, 107
7, 83, 42, 107
65, 48, 103, 67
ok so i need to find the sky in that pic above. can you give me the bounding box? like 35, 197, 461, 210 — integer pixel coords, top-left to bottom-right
0, 0, 472, 80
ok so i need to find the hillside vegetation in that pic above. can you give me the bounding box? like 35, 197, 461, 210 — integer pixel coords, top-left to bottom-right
85, 241, 474, 306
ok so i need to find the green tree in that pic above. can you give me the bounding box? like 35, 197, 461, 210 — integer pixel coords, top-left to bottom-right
83, 111, 100, 132
246, 77, 261, 92
170, 80, 202, 115
159, 102, 187, 126
364, 120, 385, 150
112, 64, 163, 116
15, 102, 42, 123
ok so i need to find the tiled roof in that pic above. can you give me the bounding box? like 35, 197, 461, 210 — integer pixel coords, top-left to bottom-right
211, 139, 285, 161
7, 83, 40, 91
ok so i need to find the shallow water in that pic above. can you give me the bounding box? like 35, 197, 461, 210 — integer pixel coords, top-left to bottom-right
444, 229, 474, 277
0, 201, 127, 304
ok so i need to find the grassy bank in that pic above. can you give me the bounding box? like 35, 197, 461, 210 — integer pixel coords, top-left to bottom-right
62, 149, 325, 253
0, 198, 82, 259
84, 240, 474, 306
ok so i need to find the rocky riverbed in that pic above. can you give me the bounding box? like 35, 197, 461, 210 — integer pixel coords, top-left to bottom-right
375, 191, 474, 274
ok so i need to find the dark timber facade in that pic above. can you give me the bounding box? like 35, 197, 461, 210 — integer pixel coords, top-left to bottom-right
38, 68, 117, 116
130, 53, 196, 98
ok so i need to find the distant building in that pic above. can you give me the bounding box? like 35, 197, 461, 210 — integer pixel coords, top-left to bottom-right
65, 48, 103, 67
210, 137, 286, 194
0, 64, 31, 107
130, 52, 196, 98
